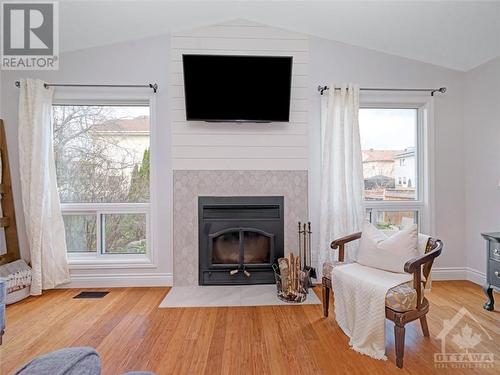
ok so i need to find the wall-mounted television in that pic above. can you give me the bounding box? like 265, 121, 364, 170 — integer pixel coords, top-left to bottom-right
182, 54, 293, 123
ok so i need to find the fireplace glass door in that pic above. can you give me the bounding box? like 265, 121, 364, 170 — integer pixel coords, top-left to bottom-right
243, 231, 271, 264
210, 228, 273, 266
212, 230, 239, 264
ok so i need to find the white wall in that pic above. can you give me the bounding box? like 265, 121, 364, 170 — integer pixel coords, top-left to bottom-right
1, 34, 173, 286
308, 36, 466, 272
171, 20, 308, 170
464, 57, 500, 280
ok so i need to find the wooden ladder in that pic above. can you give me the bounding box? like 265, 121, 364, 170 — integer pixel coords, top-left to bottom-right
0, 119, 20, 265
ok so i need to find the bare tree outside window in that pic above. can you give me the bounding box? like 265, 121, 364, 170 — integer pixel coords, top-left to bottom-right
53, 105, 150, 254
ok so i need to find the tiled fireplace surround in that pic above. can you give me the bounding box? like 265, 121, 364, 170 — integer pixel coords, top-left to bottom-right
173, 170, 308, 286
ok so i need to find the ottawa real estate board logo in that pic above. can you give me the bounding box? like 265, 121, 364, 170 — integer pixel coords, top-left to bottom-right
1, 1, 58, 69
434, 307, 495, 369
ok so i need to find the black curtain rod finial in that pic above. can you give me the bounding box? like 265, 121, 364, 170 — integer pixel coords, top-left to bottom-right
317, 85, 329, 95
149, 83, 158, 93
430, 87, 447, 96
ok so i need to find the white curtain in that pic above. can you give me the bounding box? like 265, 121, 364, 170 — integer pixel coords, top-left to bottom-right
18, 79, 70, 295
319, 84, 365, 269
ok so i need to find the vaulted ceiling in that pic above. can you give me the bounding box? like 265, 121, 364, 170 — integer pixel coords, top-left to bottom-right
60, 1, 500, 71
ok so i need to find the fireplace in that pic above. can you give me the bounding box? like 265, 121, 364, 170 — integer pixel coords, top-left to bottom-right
198, 196, 284, 285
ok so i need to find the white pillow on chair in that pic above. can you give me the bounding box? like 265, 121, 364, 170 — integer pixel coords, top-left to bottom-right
356, 221, 419, 273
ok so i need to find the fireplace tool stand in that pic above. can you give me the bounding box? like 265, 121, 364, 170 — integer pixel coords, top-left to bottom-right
298, 222, 316, 287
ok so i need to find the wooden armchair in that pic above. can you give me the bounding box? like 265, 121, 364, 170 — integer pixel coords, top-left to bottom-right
322, 232, 443, 368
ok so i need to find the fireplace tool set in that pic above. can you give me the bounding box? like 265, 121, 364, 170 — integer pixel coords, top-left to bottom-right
298, 221, 317, 281
273, 222, 316, 303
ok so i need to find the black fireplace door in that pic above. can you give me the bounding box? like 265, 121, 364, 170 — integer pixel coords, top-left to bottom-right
209, 227, 274, 268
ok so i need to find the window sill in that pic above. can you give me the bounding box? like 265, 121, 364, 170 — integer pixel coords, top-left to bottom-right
68, 254, 156, 269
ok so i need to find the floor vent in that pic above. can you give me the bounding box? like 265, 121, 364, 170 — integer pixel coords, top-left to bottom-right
73, 291, 109, 299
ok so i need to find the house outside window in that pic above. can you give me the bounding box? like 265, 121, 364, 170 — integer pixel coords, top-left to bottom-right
52, 102, 152, 258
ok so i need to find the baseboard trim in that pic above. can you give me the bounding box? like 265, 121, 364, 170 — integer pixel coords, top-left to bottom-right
58, 268, 486, 288
432, 267, 486, 285
432, 267, 466, 280
465, 267, 487, 286
57, 272, 173, 288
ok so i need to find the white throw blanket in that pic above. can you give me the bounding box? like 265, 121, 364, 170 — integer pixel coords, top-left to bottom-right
332, 263, 412, 360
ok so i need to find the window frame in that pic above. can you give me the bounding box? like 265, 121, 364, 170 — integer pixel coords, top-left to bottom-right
360, 94, 434, 234
53, 95, 158, 268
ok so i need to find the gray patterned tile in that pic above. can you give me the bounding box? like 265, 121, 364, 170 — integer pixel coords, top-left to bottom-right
173, 170, 308, 286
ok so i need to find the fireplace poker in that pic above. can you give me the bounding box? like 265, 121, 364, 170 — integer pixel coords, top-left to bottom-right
302, 222, 317, 283
298, 222, 303, 267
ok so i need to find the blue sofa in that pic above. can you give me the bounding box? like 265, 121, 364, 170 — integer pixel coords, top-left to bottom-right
14, 347, 154, 375
0, 277, 6, 344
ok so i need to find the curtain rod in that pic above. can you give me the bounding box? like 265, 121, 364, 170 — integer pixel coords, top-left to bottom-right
317, 85, 446, 96
14, 81, 158, 93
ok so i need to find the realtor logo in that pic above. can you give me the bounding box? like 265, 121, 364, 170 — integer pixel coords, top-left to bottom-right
434, 307, 495, 369
1, 1, 59, 69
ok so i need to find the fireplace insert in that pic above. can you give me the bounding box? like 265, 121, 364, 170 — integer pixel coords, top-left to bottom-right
198, 196, 284, 285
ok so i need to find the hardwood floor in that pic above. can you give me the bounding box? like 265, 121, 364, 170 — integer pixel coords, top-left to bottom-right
0, 281, 498, 374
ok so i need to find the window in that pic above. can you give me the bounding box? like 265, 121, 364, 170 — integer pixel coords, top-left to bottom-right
366, 210, 418, 231
360, 105, 428, 231
360, 108, 417, 201
53, 103, 151, 256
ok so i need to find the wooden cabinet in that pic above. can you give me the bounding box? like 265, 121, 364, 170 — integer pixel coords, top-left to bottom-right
481, 232, 500, 311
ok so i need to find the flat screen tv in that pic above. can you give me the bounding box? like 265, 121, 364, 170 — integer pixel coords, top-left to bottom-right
182, 54, 293, 122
